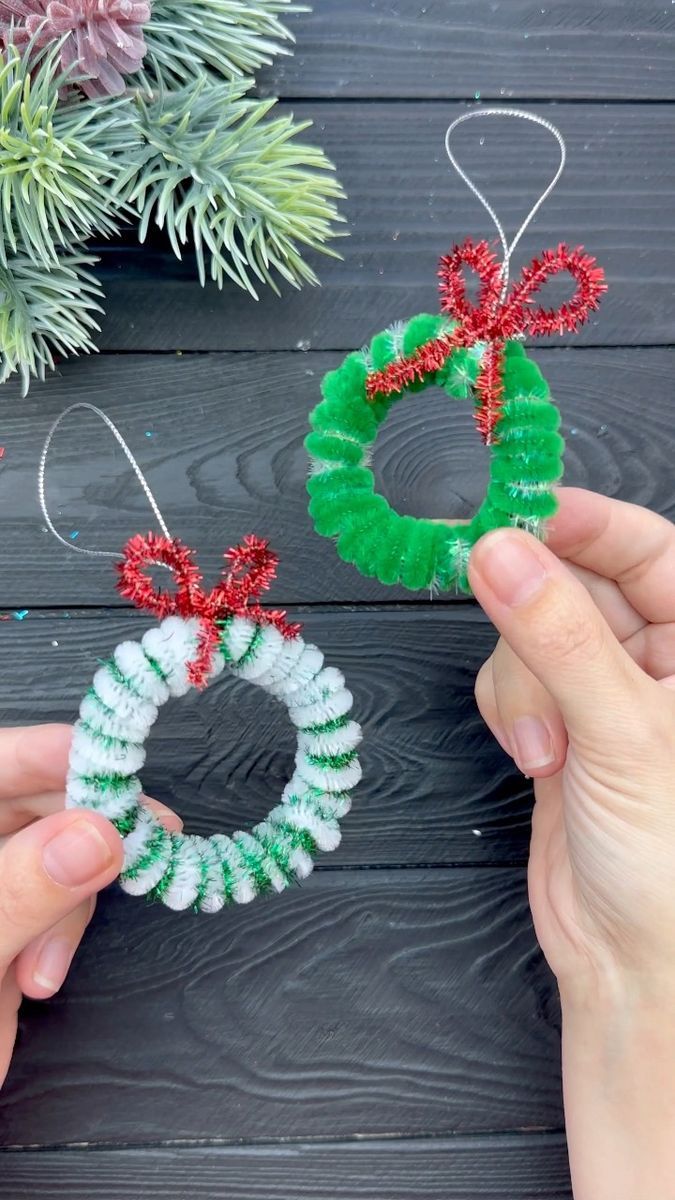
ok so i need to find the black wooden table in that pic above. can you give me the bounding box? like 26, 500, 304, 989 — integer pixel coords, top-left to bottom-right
1, 4, 674, 1196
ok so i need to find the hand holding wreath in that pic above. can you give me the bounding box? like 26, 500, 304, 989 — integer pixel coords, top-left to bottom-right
472, 488, 675, 1199
0, 724, 181, 1089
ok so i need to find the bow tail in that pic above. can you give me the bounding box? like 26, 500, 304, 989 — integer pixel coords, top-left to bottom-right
187, 619, 222, 690
475, 340, 506, 443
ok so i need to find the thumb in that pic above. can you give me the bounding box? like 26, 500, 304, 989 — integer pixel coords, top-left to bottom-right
469, 528, 657, 749
0, 810, 122, 972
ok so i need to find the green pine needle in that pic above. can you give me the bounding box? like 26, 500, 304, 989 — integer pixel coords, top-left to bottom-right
118, 77, 345, 297
0, 43, 137, 269
0, 250, 103, 394
142, 1, 307, 88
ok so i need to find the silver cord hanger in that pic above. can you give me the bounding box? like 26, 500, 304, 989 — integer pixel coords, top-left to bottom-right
39, 402, 172, 561
444, 108, 566, 298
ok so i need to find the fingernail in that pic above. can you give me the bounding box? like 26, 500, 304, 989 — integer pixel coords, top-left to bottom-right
476, 532, 548, 607
43, 819, 113, 888
32, 936, 74, 994
512, 716, 555, 771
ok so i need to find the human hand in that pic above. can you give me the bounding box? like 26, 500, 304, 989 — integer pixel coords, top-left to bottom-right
0, 724, 180, 1090
470, 488, 675, 1199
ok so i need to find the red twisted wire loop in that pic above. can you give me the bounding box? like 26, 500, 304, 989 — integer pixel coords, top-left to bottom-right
117, 532, 301, 688
365, 237, 606, 441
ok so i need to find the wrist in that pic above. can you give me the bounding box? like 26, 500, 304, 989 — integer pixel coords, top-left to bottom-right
561, 972, 675, 1200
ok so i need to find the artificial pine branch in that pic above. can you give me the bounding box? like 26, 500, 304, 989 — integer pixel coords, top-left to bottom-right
0, 44, 136, 267
0, 249, 103, 392
119, 77, 344, 297
141, 1, 306, 88
0, 5, 344, 392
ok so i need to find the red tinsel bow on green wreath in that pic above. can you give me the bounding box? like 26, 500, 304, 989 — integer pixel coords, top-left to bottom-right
117, 532, 301, 689
366, 237, 607, 441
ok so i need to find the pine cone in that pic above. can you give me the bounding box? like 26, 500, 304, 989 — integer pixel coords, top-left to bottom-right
0, 0, 151, 97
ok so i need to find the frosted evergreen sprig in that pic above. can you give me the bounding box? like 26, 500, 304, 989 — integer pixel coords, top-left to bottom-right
0, 6, 344, 391
0, 248, 103, 392
119, 77, 344, 295
142, 0, 306, 89
0, 43, 136, 268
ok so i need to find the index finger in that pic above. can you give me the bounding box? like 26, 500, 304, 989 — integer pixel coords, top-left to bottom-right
0, 725, 72, 801
547, 488, 675, 623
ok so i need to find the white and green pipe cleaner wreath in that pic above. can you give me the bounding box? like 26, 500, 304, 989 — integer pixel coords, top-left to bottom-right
40, 404, 361, 914
67, 613, 362, 912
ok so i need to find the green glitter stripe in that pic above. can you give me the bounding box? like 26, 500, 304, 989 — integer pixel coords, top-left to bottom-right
143, 651, 169, 683
113, 804, 143, 838
79, 720, 142, 752
257, 832, 295, 884
78, 772, 138, 795
100, 657, 144, 701
306, 794, 343, 822
220, 853, 235, 903
123, 825, 169, 881
306, 749, 358, 771
146, 833, 181, 904
233, 836, 274, 895
192, 846, 211, 913
271, 820, 317, 857
300, 713, 351, 736
216, 616, 235, 662
235, 624, 264, 668
86, 687, 118, 719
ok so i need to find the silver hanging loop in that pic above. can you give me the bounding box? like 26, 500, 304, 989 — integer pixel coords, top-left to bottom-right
444, 108, 566, 298
39, 402, 172, 560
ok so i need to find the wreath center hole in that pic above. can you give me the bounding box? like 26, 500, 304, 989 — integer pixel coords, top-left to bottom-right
372, 385, 490, 522
140, 674, 298, 835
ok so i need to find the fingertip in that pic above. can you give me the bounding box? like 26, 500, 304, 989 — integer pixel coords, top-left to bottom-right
520, 755, 565, 780
36, 808, 124, 889
142, 796, 183, 833
16, 723, 73, 775
18, 937, 74, 1001
66, 809, 125, 880
0, 812, 120, 978
469, 527, 553, 611
0, 724, 73, 800
544, 487, 601, 555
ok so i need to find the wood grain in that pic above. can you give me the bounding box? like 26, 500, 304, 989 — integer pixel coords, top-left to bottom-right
0, 608, 537, 867
0, 869, 563, 1147
2, 348, 673, 608
0, 1136, 572, 1198
0, 2, 666, 1194
82, 103, 675, 351
257, 1, 675, 101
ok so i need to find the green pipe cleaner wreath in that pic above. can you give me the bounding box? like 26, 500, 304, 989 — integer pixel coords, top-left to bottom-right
306, 315, 564, 594
0, 2, 343, 392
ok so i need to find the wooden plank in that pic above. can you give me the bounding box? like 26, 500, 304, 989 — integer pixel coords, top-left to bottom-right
258, 1, 675, 101
0, 608, 536, 868
0, 1136, 572, 1198
86, 103, 675, 350
0, 869, 563, 1147
1, 347, 673, 608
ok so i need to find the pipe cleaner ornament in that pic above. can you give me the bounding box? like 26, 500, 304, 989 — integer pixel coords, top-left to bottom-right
41, 405, 362, 913
305, 110, 607, 593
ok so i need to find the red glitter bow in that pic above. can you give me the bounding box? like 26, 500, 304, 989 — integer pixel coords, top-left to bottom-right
366, 238, 606, 441
117, 532, 301, 689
